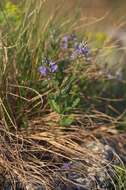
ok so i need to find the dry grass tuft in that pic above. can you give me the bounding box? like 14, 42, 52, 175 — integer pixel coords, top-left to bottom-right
0, 116, 125, 190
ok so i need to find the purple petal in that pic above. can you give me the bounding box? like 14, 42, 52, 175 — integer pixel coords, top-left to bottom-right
50, 64, 58, 73
38, 66, 48, 76
61, 36, 68, 49
62, 36, 68, 42
49, 61, 55, 66
62, 42, 68, 49
62, 163, 70, 170
81, 47, 89, 55
75, 42, 89, 56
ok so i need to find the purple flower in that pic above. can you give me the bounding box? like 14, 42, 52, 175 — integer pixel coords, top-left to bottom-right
38, 66, 48, 76
75, 41, 89, 56
63, 36, 68, 42
50, 63, 58, 73
74, 43, 81, 54
49, 61, 58, 73
49, 61, 56, 66
81, 46, 89, 55
70, 41, 90, 61
61, 36, 68, 49
62, 163, 71, 170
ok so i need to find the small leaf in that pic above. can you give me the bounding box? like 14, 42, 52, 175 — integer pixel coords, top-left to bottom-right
49, 99, 61, 113
60, 116, 74, 126
72, 97, 80, 108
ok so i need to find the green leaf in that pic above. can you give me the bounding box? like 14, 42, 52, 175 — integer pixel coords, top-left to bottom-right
72, 97, 80, 108
49, 99, 61, 113
60, 116, 74, 126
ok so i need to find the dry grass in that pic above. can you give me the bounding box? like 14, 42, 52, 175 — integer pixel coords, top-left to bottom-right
0, 111, 125, 189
